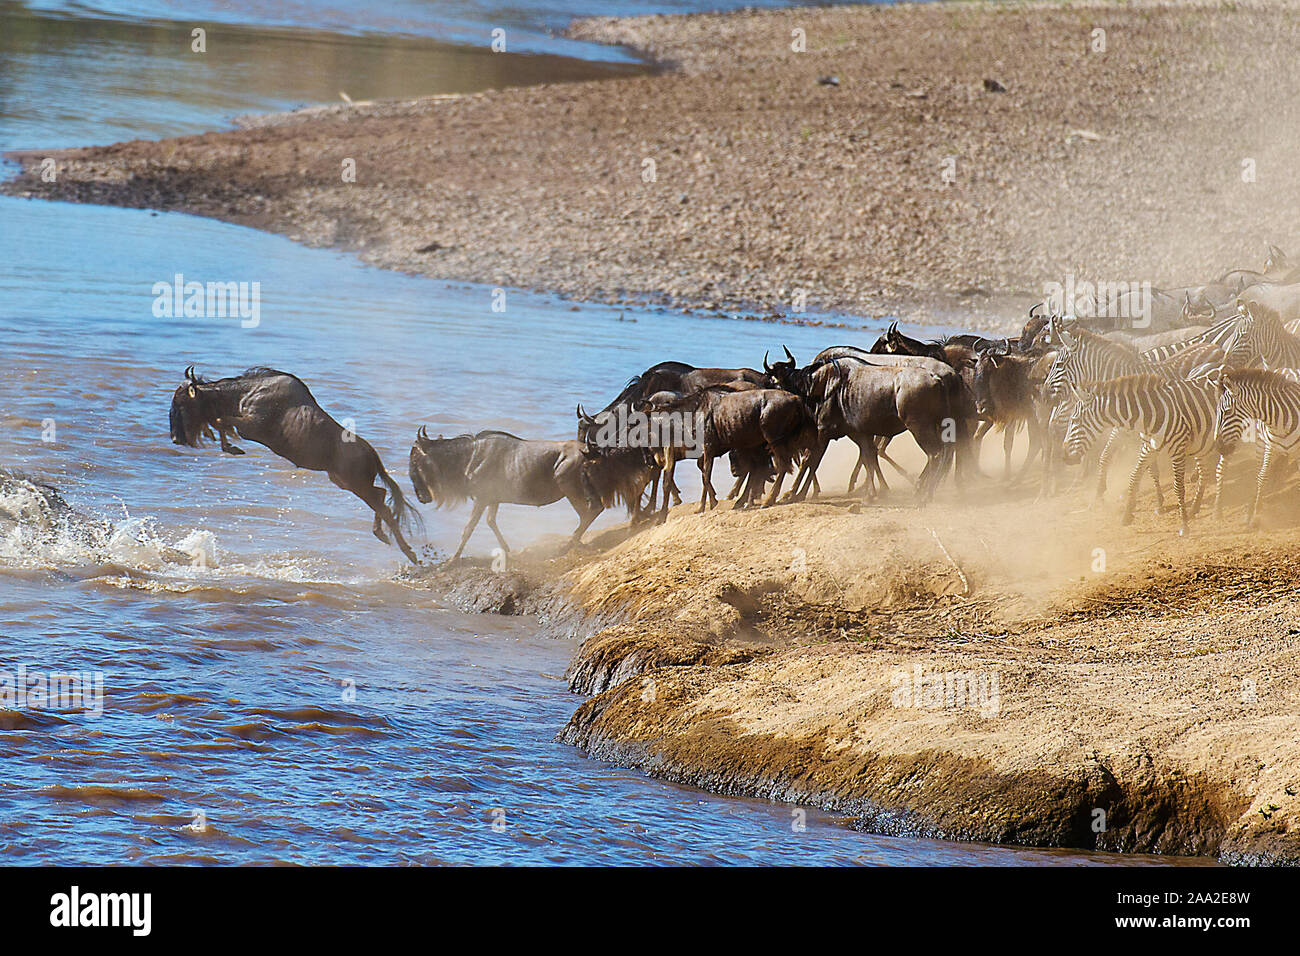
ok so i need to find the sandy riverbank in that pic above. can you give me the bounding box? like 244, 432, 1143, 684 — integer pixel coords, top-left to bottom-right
7, 2, 1300, 327
413, 450, 1300, 863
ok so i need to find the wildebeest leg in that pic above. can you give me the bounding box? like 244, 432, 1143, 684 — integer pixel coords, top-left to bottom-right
453, 500, 487, 560
663, 449, 683, 506
762, 448, 793, 507
564, 493, 601, 547
698, 454, 718, 511
791, 434, 829, 502
217, 426, 244, 455
1003, 425, 1016, 479
845, 456, 862, 495
1015, 415, 1044, 483
360, 483, 417, 563
484, 503, 511, 554
877, 436, 910, 486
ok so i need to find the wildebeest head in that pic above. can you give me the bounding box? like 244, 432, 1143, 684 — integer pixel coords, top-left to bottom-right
972, 350, 1005, 418
575, 403, 617, 457
169, 366, 215, 448
762, 345, 800, 390
408, 427, 473, 507
1181, 291, 1217, 322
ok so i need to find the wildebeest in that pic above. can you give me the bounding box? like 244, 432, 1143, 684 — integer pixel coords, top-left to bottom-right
971, 349, 1044, 480
768, 355, 961, 503
870, 322, 980, 370
577, 360, 765, 516
168, 366, 421, 563
641, 385, 806, 510
408, 428, 653, 559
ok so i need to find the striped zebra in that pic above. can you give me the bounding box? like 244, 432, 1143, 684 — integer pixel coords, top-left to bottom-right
1210, 367, 1300, 526
1063, 375, 1224, 535
1044, 328, 1219, 503
1137, 311, 1243, 363
1222, 303, 1300, 369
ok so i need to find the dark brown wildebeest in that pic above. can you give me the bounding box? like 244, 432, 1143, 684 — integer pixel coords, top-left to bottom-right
768, 356, 961, 503
870, 322, 980, 371
971, 349, 1044, 481
641, 386, 806, 511
408, 428, 653, 560
577, 361, 765, 516
168, 366, 421, 562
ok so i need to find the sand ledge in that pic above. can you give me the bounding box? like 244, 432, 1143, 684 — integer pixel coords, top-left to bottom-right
413, 491, 1300, 865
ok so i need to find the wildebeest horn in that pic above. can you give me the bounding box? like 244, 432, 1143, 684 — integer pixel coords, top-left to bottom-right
1029, 302, 1043, 317
185, 365, 197, 383
783, 345, 795, 363
763, 350, 772, 373
576, 403, 595, 424
417, 425, 429, 441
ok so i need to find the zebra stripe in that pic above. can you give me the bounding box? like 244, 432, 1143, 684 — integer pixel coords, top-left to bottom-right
1138, 312, 1243, 362
1065, 375, 1223, 534
1214, 368, 1300, 526
1223, 305, 1300, 369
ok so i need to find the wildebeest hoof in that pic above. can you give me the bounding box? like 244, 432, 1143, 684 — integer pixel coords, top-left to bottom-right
221, 444, 245, 455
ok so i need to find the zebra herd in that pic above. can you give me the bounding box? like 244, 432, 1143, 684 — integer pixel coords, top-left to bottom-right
1038, 303, 1300, 534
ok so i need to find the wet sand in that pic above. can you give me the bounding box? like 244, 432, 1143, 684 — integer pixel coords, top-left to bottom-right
8, 1, 1300, 327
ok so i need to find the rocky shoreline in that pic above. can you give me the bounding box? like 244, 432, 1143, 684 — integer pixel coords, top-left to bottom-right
7, 2, 1300, 327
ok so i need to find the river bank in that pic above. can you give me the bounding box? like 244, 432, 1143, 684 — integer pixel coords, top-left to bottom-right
412, 474, 1300, 864
8, 1, 1300, 327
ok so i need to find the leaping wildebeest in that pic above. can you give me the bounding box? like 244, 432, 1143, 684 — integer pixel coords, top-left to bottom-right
408, 428, 653, 559
168, 366, 421, 562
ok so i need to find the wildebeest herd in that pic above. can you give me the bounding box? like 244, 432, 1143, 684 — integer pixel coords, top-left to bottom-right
169, 245, 1300, 561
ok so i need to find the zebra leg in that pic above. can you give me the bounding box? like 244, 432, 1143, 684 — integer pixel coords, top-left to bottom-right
1248, 444, 1274, 527
1095, 427, 1120, 501
1189, 457, 1207, 517
1122, 443, 1152, 525
1215, 454, 1227, 521
1148, 453, 1166, 514
1171, 453, 1189, 536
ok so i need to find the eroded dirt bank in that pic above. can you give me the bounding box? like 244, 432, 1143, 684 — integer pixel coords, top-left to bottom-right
8, 2, 1300, 325
414, 471, 1300, 864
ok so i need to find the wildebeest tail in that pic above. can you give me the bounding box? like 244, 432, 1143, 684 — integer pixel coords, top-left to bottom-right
378, 463, 425, 537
